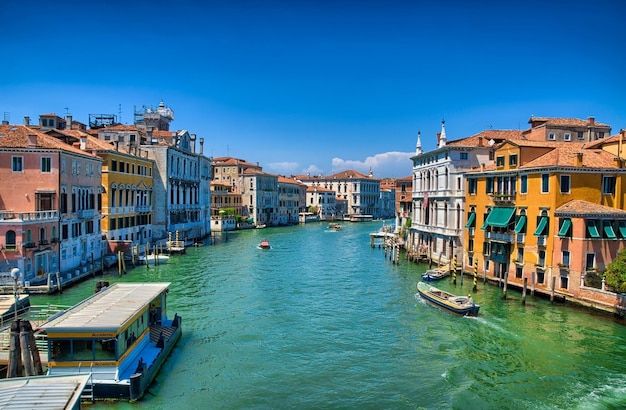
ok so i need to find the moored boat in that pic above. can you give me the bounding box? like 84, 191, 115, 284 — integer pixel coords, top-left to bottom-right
417, 281, 480, 316
138, 254, 170, 265
40, 282, 182, 401
421, 267, 450, 281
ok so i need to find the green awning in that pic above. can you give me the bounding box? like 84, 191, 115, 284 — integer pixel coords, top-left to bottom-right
587, 221, 600, 238
534, 217, 548, 236
558, 219, 572, 237
484, 207, 516, 228
514, 215, 526, 233
604, 222, 617, 239
464, 212, 476, 228
619, 221, 626, 238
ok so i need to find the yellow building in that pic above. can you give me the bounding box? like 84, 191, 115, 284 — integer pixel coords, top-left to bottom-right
464, 128, 626, 307
90, 136, 156, 250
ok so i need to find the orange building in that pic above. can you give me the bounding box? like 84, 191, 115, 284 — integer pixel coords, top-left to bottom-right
464, 119, 626, 311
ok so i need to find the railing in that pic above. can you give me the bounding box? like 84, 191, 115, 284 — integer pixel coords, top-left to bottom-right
490, 193, 516, 203
79, 209, 95, 218
486, 232, 514, 243
516, 234, 525, 243
537, 236, 547, 246
0, 210, 59, 222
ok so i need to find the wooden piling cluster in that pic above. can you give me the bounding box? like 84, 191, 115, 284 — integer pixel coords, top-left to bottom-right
7, 319, 43, 378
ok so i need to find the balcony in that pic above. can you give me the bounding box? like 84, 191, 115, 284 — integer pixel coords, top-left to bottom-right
39, 240, 49, 246
23, 242, 36, 249
486, 231, 514, 243
516, 233, 525, 243
51, 237, 60, 244
537, 236, 547, 246
468, 227, 475, 236
490, 193, 516, 204
558, 263, 570, 272
79, 209, 95, 218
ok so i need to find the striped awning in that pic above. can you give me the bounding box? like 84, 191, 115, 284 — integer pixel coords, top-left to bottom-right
534, 217, 548, 236
514, 215, 526, 234
558, 219, 572, 237
483, 207, 515, 229
464, 213, 476, 228
587, 221, 600, 238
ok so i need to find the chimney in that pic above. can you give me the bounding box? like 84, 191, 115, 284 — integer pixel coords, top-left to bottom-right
574, 152, 583, 167
480, 163, 485, 172
66, 115, 73, 129
24, 116, 30, 126
478, 136, 483, 147
114, 140, 119, 151
588, 116, 595, 125
1, 120, 8, 125
199, 138, 204, 156
28, 134, 37, 147
80, 136, 87, 150
190, 134, 196, 154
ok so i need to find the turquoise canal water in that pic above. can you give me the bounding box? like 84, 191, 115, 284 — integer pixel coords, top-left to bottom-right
35, 222, 626, 409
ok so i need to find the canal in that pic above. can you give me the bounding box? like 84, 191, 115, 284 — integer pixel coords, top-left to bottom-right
35, 222, 626, 409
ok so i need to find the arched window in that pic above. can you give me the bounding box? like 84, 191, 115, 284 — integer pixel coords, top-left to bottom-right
5, 230, 16, 249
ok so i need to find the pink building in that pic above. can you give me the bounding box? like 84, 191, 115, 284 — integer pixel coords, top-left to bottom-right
0, 124, 102, 284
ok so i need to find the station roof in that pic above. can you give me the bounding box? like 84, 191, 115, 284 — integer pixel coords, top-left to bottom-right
41, 283, 170, 334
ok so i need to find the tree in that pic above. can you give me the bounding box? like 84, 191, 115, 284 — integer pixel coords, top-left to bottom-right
603, 247, 626, 293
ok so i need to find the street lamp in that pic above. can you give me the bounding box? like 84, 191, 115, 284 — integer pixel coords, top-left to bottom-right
10, 268, 20, 322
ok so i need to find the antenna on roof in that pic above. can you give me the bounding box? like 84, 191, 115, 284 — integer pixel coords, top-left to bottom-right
64, 107, 69, 115
119, 104, 122, 124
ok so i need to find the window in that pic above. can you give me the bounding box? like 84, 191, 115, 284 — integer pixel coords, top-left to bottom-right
562, 250, 570, 266
520, 175, 528, 194
577, 131, 584, 140
564, 133, 571, 141
496, 156, 505, 167
598, 132, 605, 139
541, 174, 549, 193
41, 157, 52, 172
560, 175, 570, 193
5, 230, 16, 250
36, 193, 54, 211
12, 156, 23, 172
509, 154, 518, 167
602, 176, 616, 194
460, 152, 468, 160
549, 133, 555, 140
468, 179, 477, 194
486, 177, 494, 194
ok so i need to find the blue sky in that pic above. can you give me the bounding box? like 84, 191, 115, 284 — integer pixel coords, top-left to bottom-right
1, 1, 625, 178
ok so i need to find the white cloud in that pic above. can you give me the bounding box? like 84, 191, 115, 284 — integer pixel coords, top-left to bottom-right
265, 161, 300, 175
331, 151, 413, 178
301, 164, 323, 176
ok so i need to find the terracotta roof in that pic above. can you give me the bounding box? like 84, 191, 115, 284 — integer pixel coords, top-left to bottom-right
306, 185, 334, 193
327, 169, 373, 180
447, 129, 523, 147
278, 175, 305, 186
528, 116, 609, 128
555, 200, 626, 217
0, 124, 88, 155
583, 132, 626, 149
520, 145, 618, 169
213, 157, 261, 168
